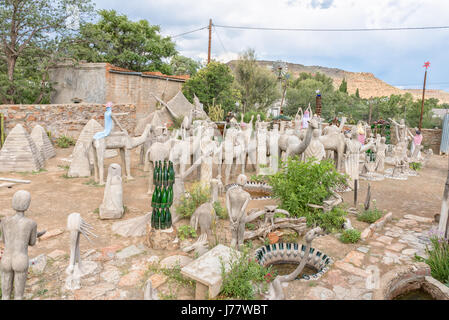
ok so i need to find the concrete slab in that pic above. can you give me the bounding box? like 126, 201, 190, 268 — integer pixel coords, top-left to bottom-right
181, 244, 241, 299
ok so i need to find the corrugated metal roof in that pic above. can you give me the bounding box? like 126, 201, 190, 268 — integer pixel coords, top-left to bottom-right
440, 113, 449, 154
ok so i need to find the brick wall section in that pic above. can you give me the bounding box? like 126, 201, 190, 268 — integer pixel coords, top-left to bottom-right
390, 128, 442, 154
0, 104, 137, 139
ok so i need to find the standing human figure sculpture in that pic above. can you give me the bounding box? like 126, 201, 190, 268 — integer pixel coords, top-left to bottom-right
226, 174, 251, 250
344, 131, 374, 188
0, 190, 41, 300
375, 137, 387, 173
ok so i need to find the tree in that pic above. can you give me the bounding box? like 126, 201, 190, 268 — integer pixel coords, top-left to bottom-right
339, 78, 348, 93
0, 0, 94, 103
182, 61, 238, 114
355, 88, 360, 98
169, 55, 202, 76
70, 10, 176, 73
233, 49, 280, 113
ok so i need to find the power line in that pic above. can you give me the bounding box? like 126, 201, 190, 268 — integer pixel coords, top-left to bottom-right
170, 26, 208, 38
214, 24, 449, 32
213, 25, 228, 53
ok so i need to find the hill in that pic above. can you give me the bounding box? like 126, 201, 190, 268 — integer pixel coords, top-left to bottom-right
227, 60, 449, 104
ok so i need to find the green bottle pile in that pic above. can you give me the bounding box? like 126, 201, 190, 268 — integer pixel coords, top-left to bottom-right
150, 160, 175, 230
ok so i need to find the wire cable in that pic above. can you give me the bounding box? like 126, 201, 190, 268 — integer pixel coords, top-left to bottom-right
213, 24, 449, 32
170, 26, 208, 38
213, 25, 228, 53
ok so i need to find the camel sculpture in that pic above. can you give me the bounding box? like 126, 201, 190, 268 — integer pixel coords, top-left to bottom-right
284, 118, 318, 159
319, 117, 346, 171
92, 124, 153, 185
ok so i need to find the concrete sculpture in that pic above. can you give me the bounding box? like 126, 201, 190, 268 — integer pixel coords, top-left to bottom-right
0, 124, 44, 172
65, 212, 97, 290
92, 123, 153, 185
99, 163, 124, 219
30, 124, 56, 161
0, 190, 44, 300
226, 174, 251, 249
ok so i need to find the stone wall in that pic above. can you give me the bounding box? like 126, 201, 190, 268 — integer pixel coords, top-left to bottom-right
0, 104, 137, 139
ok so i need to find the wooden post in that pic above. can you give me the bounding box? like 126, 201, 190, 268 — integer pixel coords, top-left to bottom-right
419, 62, 430, 131
354, 179, 358, 206
207, 19, 212, 65
419, 69, 427, 131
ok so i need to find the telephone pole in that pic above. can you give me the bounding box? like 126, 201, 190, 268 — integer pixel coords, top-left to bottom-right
207, 19, 212, 65
419, 61, 430, 130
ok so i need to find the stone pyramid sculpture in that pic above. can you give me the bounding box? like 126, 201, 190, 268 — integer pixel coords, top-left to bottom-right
68, 119, 117, 177
30, 124, 56, 161
0, 124, 44, 172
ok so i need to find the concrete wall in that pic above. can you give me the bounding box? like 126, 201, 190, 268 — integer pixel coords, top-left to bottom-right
0, 104, 137, 139
49, 63, 186, 119
106, 70, 184, 117
49, 63, 107, 104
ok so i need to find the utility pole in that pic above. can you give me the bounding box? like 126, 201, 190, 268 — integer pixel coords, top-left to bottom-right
207, 19, 212, 65
419, 61, 430, 130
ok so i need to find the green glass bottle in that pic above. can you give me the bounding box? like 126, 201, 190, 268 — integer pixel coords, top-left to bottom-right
165, 208, 172, 228
164, 160, 169, 187
160, 207, 167, 229
168, 161, 175, 185
151, 185, 157, 208
161, 186, 168, 209
154, 161, 159, 187
168, 185, 173, 206
158, 161, 163, 187
155, 207, 161, 229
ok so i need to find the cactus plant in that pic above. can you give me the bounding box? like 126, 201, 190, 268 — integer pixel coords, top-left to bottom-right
209, 104, 224, 122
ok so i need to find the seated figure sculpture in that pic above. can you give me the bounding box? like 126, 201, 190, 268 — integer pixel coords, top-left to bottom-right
0, 190, 39, 300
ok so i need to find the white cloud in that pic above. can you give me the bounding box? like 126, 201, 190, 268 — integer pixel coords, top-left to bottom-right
93, 0, 449, 90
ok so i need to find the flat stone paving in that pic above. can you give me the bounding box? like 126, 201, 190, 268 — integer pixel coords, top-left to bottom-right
284, 214, 435, 300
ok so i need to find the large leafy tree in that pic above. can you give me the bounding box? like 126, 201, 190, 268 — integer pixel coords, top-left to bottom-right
233, 49, 280, 113
182, 61, 238, 114
70, 9, 176, 73
0, 0, 94, 104
169, 55, 202, 76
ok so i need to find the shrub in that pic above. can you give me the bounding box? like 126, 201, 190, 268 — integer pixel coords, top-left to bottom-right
177, 225, 197, 241
220, 247, 274, 300
56, 135, 76, 148
305, 206, 347, 233
176, 183, 210, 218
213, 201, 228, 219
425, 236, 449, 285
358, 207, 384, 224
340, 229, 361, 244
269, 157, 347, 218
409, 162, 422, 171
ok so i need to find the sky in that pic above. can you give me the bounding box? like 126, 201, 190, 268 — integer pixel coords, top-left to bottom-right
92, 0, 449, 92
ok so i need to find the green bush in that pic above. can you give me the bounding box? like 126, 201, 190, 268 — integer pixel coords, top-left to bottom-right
357, 207, 384, 224
177, 225, 197, 241
176, 183, 210, 218
269, 157, 347, 218
56, 135, 76, 148
213, 201, 228, 219
425, 236, 449, 285
237, 111, 267, 124
409, 162, 422, 171
340, 229, 361, 244
305, 206, 347, 233
220, 247, 274, 300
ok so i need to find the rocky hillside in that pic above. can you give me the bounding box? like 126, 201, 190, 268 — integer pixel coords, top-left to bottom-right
227, 60, 449, 104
